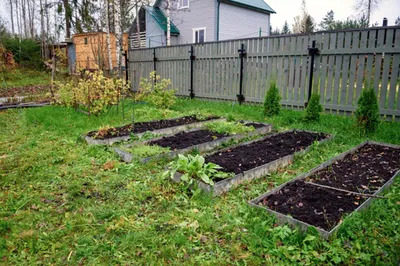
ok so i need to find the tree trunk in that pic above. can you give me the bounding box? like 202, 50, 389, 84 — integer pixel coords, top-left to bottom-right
105, 0, 113, 72
166, 0, 171, 46
22, 0, 27, 38
9, 0, 15, 35
44, 0, 49, 58
63, 0, 71, 38
114, 0, 122, 77
135, 3, 141, 48
40, 0, 45, 58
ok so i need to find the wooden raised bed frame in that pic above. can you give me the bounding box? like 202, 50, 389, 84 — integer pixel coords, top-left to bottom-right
248, 141, 400, 239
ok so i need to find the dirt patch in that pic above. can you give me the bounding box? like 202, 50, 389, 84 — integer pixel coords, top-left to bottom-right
148, 129, 228, 150
87, 115, 219, 139
263, 180, 362, 231
206, 131, 327, 175
306, 144, 400, 194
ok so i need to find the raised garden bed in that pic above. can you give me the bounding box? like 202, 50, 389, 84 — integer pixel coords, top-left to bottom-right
114, 121, 272, 163
172, 130, 332, 196
85, 115, 224, 145
249, 141, 400, 239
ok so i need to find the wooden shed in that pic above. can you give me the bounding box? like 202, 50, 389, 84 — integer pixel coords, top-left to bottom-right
72, 32, 129, 71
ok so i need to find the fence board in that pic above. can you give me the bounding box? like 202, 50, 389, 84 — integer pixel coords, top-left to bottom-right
129, 27, 400, 119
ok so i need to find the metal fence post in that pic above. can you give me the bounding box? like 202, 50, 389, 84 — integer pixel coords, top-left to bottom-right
153, 48, 157, 84
189, 45, 196, 98
237, 43, 246, 104
306, 40, 319, 107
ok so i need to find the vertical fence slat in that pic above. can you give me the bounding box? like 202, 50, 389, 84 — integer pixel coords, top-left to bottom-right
340, 31, 352, 108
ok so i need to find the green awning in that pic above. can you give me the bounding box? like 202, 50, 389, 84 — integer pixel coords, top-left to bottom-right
146, 6, 180, 35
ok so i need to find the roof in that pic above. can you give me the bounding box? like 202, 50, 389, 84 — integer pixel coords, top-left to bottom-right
225, 0, 275, 13
146, 6, 180, 35
154, 0, 275, 14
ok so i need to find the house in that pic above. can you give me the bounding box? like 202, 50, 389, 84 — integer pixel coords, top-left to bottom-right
65, 32, 129, 72
129, 0, 275, 48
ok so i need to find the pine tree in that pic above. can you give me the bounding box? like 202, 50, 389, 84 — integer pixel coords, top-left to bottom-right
319, 10, 335, 30
281, 21, 290, 34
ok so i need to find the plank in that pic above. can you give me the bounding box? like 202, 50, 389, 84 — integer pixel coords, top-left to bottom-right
347, 31, 360, 106
373, 30, 385, 97
332, 32, 344, 106
319, 33, 329, 103
300, 35, 310, 103
325, 32, 337, 104
288, 36, 296, 102
293, 36, 301, 102
379, 29, 394, 109
340, 31, 352, 107
355, 31, 368, 100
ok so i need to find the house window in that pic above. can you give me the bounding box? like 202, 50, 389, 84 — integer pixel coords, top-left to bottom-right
178, 0, 189, 9
84, 37, 88, 45
193, 28, 206, 43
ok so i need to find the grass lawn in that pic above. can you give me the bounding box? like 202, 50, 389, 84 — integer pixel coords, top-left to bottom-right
1, 98, 400, 265
1, 68, 52, 89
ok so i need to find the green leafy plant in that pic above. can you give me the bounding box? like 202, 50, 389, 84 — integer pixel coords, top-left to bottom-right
163, 154, 232, 186
264, 81, 281, 116
55, 70, 130, 116
304, 93, 323, 122
355, 88, 379, 135
205, 121, 255, 135
138, 71, 176, 109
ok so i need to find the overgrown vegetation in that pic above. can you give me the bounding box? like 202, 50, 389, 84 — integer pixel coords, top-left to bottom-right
138, 71, 176, 109
304, 93, 323, 122
55, 70, 129, 115
355, 88, 380, 135
1, 98, 400, 264
121, 144, 170, 158
205, 121, 255, 135
263, 81, 281, 116
164, 154, 232, 186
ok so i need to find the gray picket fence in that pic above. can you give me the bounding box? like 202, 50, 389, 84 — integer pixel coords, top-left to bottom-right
129, 26, 400, 120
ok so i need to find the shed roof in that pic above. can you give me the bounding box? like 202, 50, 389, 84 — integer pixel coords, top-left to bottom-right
146, 6, 180, 35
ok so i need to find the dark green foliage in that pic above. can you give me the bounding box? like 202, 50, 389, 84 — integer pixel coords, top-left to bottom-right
1, 37, 42, 69
264, 82, 281, 116
304, 93, 323, 122
355, 88, 380, 135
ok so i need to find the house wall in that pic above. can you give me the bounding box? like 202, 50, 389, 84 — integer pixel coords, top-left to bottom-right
145, 10, 167, 47
219, 3, 270, 40
159, 0, 217, 44
74, 33, 129, 70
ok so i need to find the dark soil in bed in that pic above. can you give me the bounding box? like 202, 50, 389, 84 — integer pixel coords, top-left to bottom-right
87, 116, 219, 139
206, 131, 328, 175
149, 129, 228, 150
306, 144, 400, 194
263, 180, 363, 231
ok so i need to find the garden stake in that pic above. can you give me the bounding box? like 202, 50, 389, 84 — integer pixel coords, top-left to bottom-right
305, 182, 387, 199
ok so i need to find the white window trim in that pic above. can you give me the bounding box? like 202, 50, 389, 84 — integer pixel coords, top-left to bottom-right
193, 27, 207, 43
178, 0, 189, 10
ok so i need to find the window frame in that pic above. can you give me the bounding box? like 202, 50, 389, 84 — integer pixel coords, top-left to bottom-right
192, 27, 206, 44
178, 0, 189, 10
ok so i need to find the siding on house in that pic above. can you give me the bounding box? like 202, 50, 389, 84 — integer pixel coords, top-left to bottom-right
145, 8, 179, 47
219, 2, 270, 40
159, 0, 217, 44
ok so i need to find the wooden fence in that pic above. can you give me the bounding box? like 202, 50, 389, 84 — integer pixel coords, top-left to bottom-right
129, 26, 400, 120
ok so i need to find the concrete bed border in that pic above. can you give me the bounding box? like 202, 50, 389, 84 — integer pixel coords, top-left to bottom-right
84, 117, 225, 146
248, 140, 400, 239
172, 130, 333, 197
114, 121, 272, 163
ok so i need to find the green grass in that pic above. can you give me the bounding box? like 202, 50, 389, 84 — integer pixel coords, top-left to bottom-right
1, 98, 400, 265
1, 68, 52, 88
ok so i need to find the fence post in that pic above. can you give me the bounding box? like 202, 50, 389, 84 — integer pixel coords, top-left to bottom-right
306, 40, 319, 106
237, 43, 247, 104
153, 48, 157, 84
189, 45, 196, 98
124, 50, 129, 82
